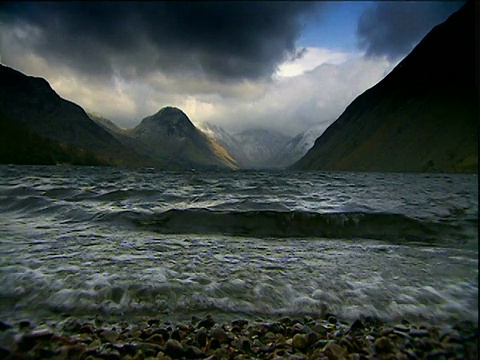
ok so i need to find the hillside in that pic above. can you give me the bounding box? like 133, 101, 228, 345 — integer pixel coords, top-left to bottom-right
131, 107, 238, 169
292, 1, 477, 173
0, 65, 145, 166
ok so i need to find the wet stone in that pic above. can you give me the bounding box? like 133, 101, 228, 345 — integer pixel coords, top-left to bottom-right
322, 342, 347, 360
395, 325, 411, 333
374, 336, 393, 353
0, 345, 11, 358
292, 333, 308, 350
0, 321, 13, 333
409, 329, 430, 338
198, 315, 216, 330
211, 327, 229, 344
196, 329, 208, 348
147, 318, 161, 327
208, 337, 221, 351
146, 333, 164, 345
18, 320, 34, 330
347, 319, 364, 334
100, 330, 119, 343
164, 339, 184, 358
185, 345, 205, 359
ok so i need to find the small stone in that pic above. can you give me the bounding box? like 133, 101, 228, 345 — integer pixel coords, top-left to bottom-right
80, 324, 95, 334
100, 330, 119, 343
0, 321, 13, 332
63, 319, 82, 333
339, 338, 354, 353
16, 330, 54, 352
393, 330, 412, 340
198, 315, 216, 329
327, 315, 337, 324
196, 329, 208, 348
137, 342, 161, 357
394, 325, 410, 333
413, 338, 434, 352
232, 319, 248, 328
409, 329, 430, 338
164, 339, 185, 358
312, 323, 328, 335
280, 316, 293, 326
177, 323, 190, 332
380, 327, 394, 336
0, 345, 11, 358
292, 333, 309, 350
347, 319, 364, 334
322, 342, 347, 360
146, 333, 164, 345
98, 351, 121, 360
208, 338, 221, 351
374, 336, 393, 353
18, 320, 34, 330
147, 318, 161, 327
185, 345, 204, 359
211, 327, 229, 344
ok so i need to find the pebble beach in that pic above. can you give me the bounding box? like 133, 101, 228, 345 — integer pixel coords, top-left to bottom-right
0, 314, 477, 360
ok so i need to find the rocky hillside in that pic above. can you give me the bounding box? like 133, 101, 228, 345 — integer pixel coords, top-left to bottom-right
293, 1, 477, 173
197, 122, 294, 168
272, 125, 324, 168
0, 65, 145, 166
130, 107, 238, 169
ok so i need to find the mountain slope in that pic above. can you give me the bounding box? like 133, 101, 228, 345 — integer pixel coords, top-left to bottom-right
198, 123, 301, 168
131, 107, 238, 169
0, 65, 145, 166
272, 125, 324, 167
292, 1, 477, 173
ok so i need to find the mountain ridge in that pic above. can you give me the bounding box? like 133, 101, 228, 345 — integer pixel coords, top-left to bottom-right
292, 1, 477, 173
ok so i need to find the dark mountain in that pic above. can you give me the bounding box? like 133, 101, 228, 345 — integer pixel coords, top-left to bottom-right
0, 64, 145, 166
292, 1, 478, 173
129, 107, 238, 169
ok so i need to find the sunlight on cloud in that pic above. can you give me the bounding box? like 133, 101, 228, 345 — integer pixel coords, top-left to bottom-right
276, 47, 357, 78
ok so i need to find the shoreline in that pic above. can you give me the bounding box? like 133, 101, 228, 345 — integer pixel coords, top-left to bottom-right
0, 314, 477, 359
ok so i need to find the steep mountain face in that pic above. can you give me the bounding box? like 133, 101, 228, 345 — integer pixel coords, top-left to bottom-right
293, 1, 477, 173
0, 65, 145, 166
233, 129, 292, 168
272, 125, 324, 167
197, 122, 294, 168
131, 107, 238, 169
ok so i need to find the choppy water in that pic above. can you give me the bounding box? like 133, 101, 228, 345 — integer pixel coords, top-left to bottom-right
0, 165, 477, 326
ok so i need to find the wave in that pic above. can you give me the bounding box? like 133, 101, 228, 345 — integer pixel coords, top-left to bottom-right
133, 209, 471, 243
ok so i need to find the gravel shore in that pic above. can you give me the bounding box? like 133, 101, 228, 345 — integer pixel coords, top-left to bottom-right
0, 314, 477, 359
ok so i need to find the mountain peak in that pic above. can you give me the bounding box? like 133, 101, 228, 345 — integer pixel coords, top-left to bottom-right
139, 106, 196, 134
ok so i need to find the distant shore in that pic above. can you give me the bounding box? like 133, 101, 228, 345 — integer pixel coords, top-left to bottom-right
0, 314, 477, 359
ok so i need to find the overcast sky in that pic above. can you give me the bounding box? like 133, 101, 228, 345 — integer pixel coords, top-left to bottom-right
0, 1, 464, 136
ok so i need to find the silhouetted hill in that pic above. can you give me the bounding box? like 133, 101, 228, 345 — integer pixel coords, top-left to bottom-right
0, 65, 146, 166
293, 1, 477, 173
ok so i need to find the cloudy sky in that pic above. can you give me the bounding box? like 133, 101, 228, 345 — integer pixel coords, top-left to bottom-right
0, 1, 464, 136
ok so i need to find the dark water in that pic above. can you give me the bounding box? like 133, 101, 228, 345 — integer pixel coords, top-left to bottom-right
0, 165, 477, 325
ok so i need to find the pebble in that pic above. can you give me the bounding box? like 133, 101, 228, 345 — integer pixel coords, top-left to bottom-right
100, 330, 120, 343
164, 339, 184, 357
0, 321, 13, 332
292, 333, 308, 350
0, 314, 476, 360
322, 341, 347, 360
374, 336, 393, 353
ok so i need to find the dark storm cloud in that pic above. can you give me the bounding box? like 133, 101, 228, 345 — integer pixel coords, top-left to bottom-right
357, 1, 465, 59
1, 1, 317, 81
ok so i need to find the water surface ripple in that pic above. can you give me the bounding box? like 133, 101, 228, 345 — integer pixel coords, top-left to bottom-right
0, 165, 477, 325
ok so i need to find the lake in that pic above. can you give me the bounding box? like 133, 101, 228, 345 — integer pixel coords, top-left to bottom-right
0, 165, 477, 327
